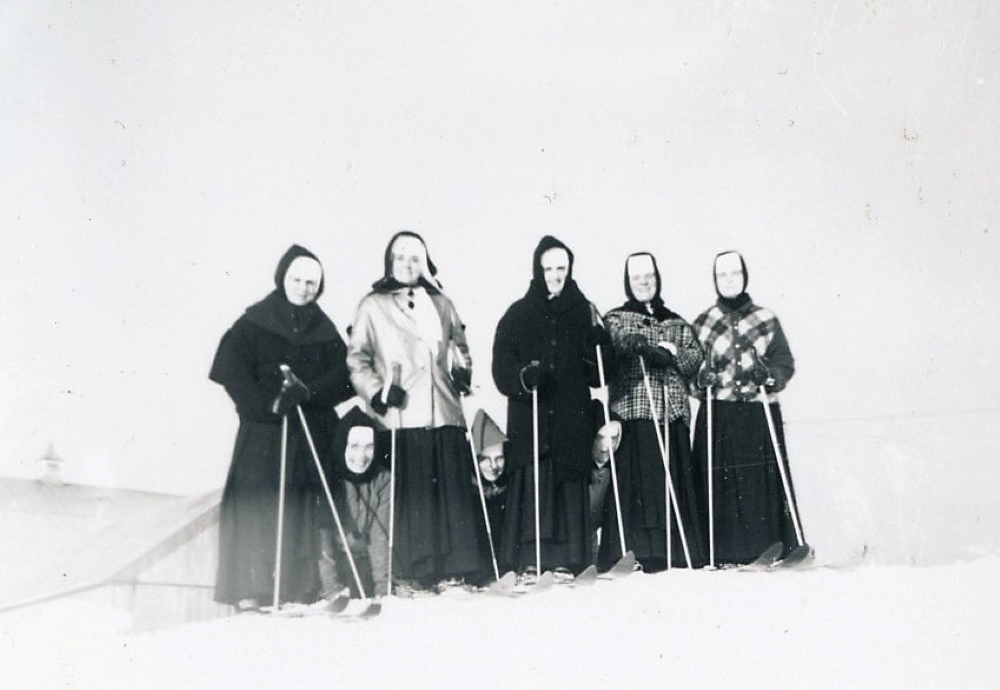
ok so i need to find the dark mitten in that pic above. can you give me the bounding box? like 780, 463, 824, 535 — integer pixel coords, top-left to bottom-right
619, 332, 649, 354
450, 366, 472, 396
371, 384, 407, 415
641, 344, 675, 368
519, 360, 548, 391
587, 325, 612, 349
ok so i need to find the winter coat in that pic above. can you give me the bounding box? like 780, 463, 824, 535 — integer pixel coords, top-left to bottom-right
492, 279, 608, 480
691, 298, 794, 404
604, 307, 703, 425
335, 467, 391, 595
348, 288, 471, 430
210, 291, 356, 488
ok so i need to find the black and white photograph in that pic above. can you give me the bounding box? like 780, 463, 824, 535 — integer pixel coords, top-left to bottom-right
2, 2, 998, 687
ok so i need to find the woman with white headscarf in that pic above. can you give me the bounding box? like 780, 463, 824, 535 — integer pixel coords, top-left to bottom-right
210, 244, 355, 610
602, 251, 706, 571
347, 231, 480, 594
690, 250, 800, 566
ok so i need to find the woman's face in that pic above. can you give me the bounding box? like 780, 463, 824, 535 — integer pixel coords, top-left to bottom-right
627, 254, 658, 303
540, 247, 570, 296
390, 236, 426, 286
283, 256, 323, 306
477, 445, 506, 482
344, 426, 375, 474
714, 252, 745, 299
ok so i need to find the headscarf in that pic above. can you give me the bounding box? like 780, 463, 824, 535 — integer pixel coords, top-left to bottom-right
621, 251, 680, 321
329, 407, 386, 483
530, 235, 574, 295
713, 250, 751, 310
371, 230, 442, 294
274, 244, 324, 299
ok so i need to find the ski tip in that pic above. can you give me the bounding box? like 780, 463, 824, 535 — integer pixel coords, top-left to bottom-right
608, 551, 638, 577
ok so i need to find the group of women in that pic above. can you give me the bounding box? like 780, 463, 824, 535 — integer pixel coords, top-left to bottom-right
209, 233, 803, 609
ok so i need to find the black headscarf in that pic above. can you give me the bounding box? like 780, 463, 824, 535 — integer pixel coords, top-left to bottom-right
241, 244, 337, 343
329, 407, 387, 484
713, 250, 752, 311
621, 251, 680, 321
274, 244, 325, 299
370, 230, 441, 294
530, 235, 574, 294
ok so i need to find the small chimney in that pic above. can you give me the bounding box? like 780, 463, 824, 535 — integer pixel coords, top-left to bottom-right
37, 444, 66, 484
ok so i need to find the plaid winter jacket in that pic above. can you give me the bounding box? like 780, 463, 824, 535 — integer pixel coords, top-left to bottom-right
690, 299, 794, 403
604, 308, 702, 425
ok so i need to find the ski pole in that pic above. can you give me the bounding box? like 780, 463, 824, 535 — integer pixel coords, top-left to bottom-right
461, 398, 501, 582
706, 386, 715, 569
294, 406, 372, 601
663, 382, 672, 571
383, 362, 401, 597
758, 385, 805, 546
638, 356, 692, 568
271, 415, 289, 614
595, 343, 628, 558
532, 385, 542, 578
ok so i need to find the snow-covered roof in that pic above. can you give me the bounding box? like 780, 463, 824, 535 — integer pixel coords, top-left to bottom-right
0, 477, 221, 610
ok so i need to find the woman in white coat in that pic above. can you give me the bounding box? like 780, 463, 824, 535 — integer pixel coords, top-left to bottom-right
347, 231, 480, 594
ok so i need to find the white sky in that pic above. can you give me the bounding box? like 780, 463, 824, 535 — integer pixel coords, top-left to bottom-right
2, 2, 998, 561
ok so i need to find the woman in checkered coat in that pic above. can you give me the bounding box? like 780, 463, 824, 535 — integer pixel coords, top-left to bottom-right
690, 250, 800, 565
600, 252, 706, 571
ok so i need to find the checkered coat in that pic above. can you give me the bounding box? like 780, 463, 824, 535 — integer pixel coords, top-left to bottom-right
691, 299, 794, 403
604, 308, 702, 425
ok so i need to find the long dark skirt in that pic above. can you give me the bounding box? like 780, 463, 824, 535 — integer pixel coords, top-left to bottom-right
389, 426, 481, 585
215, 421, 321, 606
598, 419, 707, 571
500, 459, 589, 574
691, 400, 804, 565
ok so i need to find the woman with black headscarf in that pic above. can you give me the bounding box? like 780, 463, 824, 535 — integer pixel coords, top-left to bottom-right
492, 236, 612, 580
601, 252, 706, 572
209, 245, 356, 610
347, 231, 480, 594
690, 250, 800, 566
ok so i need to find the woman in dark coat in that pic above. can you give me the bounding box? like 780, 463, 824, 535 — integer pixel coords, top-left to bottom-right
601, 252, 706, 571
209, 244, 355, 609
492, 236, 611, 578
690, 250, 800, 565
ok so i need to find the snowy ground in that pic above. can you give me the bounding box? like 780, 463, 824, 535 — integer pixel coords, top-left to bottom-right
3, 557, 999, 689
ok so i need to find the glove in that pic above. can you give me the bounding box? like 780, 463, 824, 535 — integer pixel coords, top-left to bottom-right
640, 344, 675, 368
749, 365, 775, 388
371, 384, 407, 415
696, 368, 719, 390
450, 366, 472, 396
619, 332, 649, 354
271, 371, 311, 416
587, 325, 611, 349
519, 360, 549, 391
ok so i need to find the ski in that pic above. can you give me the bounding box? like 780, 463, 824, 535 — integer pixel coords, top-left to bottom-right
571, 564, 599, 586
599, 551, 638, 580
262, 594, 381, 619
771, 544, 815, 570
737, 542, 785, 571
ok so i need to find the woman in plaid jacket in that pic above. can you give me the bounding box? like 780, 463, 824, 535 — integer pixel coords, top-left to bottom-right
601, 252, 706, 571
690, 250, 800, 566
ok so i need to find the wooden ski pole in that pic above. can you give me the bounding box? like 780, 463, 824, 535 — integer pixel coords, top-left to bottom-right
383, 362, 401, 597
271, 416, 289, 614
759, 385, 805, 546
638, 356, 692, 568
